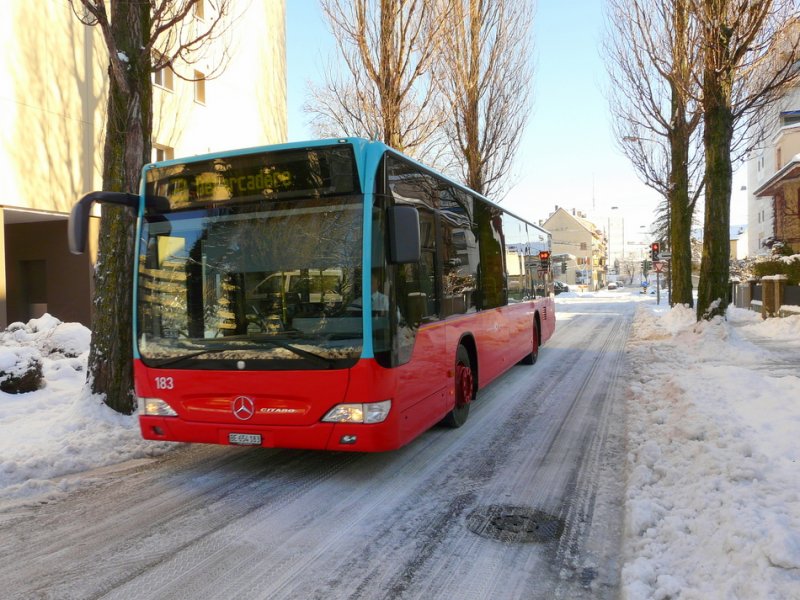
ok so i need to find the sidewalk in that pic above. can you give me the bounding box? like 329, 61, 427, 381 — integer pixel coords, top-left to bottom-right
726, 308, 800, 377
621, 304, 800, 600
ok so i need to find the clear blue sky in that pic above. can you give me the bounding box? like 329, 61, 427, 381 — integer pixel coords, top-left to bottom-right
285, 0, 747, 240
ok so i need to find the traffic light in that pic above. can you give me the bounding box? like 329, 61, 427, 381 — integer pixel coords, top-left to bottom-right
538, 250, 551, 270
650, 242, 660, 262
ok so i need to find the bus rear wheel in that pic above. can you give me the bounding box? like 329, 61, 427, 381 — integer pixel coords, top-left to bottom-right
520, 320, 539, 365
442, 345, 474, 428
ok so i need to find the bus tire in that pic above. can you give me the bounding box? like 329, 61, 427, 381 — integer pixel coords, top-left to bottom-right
519, 320, 539, 365
442, 345, 474, 428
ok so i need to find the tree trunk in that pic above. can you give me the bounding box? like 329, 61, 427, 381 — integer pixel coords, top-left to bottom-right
88, 1, 152, 413
668, 0, 694, 308
379, 0, 402, 150
464, 0, 483, 195
697, 66, 733, 320
669, 129, 694, 307
667, 88, 694, 307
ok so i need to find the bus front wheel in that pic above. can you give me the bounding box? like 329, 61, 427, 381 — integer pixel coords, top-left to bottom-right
442, 345, 474, 428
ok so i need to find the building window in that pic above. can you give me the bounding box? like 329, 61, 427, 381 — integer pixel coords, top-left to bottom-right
780, 110, 800, 127
153, 55, 174, 91
152, 144, 174, 163
580, 242, 587, 251
194, 70, 206, 104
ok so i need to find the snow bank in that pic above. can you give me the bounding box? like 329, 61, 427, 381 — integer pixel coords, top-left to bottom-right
622, 305, 800, 599
0, 315, 173, 504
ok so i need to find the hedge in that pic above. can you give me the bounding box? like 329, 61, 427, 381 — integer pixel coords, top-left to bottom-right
753, 257, 800, 285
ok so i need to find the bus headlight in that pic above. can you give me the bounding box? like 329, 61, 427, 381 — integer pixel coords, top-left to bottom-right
322, 400, 391, 424
138, 397, 178, 417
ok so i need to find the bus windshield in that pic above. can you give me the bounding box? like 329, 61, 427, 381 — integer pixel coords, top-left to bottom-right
136, 148, 364, 370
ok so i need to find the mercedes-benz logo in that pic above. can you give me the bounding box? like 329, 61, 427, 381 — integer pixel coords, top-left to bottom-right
232, 396, 255, 421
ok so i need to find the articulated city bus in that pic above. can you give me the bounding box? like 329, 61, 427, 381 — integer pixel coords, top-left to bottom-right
69, 138, 555, 451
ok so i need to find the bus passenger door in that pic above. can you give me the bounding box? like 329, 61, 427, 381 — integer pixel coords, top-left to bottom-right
394, 209, 448, 435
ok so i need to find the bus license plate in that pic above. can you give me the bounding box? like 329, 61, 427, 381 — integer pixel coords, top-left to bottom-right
229, 433, 262, 446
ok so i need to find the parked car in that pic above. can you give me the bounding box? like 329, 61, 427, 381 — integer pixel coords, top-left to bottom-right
607, 282, 618, 290
553, 280, 570, 295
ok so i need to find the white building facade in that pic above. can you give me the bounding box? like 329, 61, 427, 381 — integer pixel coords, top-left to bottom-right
0, 0, 286, 327
746, 86, 800, 257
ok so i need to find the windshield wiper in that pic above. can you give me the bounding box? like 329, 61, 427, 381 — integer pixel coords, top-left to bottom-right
146, 337, 338, 369
148, 347, 226, 368
249, 335, 337, 368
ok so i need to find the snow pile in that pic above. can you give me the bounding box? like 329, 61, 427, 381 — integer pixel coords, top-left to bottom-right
0, 315, 172, 504
622, 306, 800, 599
776, 253, 800, 266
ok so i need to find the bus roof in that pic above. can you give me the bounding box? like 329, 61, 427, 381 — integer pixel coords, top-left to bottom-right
143, 137, 550, 240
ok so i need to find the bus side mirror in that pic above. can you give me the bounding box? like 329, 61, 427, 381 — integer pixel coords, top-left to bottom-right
387, 205, 420, 264
68, 191, 140, 254
68, 196, 93, 255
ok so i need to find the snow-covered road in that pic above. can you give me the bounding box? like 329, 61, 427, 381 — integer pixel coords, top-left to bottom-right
0, 298, 636, 599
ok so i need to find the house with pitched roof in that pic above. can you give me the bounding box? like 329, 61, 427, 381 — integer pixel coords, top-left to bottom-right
542, 207, 607, 290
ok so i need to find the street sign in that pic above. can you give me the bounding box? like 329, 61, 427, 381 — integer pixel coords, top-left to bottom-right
660, 252, 672, 259
654, 261, 664, 273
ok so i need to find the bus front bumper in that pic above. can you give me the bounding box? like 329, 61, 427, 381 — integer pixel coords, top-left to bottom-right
139, 415, 402, 452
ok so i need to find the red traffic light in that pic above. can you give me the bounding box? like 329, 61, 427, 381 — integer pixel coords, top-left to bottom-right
538, 250, 551, 261
650, 242, 660, 261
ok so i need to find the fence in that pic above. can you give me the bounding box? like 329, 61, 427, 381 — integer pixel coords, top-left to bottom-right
731, 276, 800, 318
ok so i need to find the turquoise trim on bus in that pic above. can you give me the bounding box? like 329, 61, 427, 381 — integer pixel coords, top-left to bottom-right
132, 170, 148, 360
358, 140, 392, 359
130, 137, 391, 361
144, 137, 372, 170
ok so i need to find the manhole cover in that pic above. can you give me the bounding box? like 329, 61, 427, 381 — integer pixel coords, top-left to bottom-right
466, 505, 565, 543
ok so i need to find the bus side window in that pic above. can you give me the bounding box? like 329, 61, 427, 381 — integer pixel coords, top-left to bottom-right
503, 213, 530, 302
395, 210, 438, 326
441, 223, 477, 316
474, 201, 506, 309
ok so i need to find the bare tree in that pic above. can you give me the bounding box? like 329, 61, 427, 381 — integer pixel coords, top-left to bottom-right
692, 0, 800, 320
69, 0, 233, 413
605, 0, 704, 307
434, 0, 533, 199
307, 0, 450, 160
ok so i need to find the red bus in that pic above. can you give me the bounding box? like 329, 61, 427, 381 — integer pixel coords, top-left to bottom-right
69, 138, 555, 451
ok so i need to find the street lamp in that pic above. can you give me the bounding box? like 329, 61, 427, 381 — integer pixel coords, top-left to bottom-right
607, 206, 623, 282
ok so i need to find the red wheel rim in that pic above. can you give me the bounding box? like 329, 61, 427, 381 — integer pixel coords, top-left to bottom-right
455, 361, 474, 408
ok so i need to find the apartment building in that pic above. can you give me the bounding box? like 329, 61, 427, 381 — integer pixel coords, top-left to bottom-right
747, 85, 800, 256
0, 0, 286, 328
542, 207, 607, 290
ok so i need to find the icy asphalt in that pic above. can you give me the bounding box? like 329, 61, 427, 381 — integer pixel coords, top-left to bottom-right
0, 295, 634, 599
